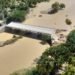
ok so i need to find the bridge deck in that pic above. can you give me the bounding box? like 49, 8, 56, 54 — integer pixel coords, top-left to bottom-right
6, 22, 55, 35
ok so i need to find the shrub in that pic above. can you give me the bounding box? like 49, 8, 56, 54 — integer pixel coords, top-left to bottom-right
52, 2, 60, 11
43, 43, 70, 62
62, 64, 75, 75
66, 30, 75, 45
60, 3, 65, 9
10, 72, 18, 75
65, 19, 72, 25
68, 56, 75, 65
36, 55, 55, 75
41, 34, 51, 41
10, 67, 39, 75
41, 34, 52, 46
37, 43, 71, 75
6, 10, 25, 23
66, 30, 75, 54
50, 2, 65, 14
24, 67, 38, 75
17, 2, 29, 10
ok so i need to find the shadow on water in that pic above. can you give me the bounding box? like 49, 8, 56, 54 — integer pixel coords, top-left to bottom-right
4, 27, 51, 46
0, 35, 22, 47
5, 27, 43, 40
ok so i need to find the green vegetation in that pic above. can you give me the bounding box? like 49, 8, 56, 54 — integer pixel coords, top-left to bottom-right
66, 30, 75, 45
10, 68, 38, 75
66, 30, 75, 54
65, 19, 72, 25
52, 2, 60, 11
24, 68, 38, 75
62, 64, 75, 75
36, 44, 69, 75
0, 0, 49, 23
41, 34, 52, 46
60, 3, 65, 9
10, 30, 75, 75
36, 30, 75, 75
6, 10, 26, 23
49, 2, 65, 14
0, 0, 11, 20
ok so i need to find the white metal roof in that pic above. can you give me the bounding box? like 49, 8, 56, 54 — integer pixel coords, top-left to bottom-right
6, 22, 55, 35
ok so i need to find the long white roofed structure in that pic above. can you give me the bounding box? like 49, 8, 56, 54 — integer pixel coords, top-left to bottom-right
6, 22, 55, 35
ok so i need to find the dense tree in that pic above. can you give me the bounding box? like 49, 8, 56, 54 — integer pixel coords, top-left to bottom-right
36, 30, 75, 75
37, 43, 70, 75
6, 10, 25, 23
0, 0, 49, 23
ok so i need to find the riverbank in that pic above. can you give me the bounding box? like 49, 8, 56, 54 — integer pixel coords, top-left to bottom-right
0, 0, 75, 75
0, 32, 49, 75
24, 0, 75, 36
